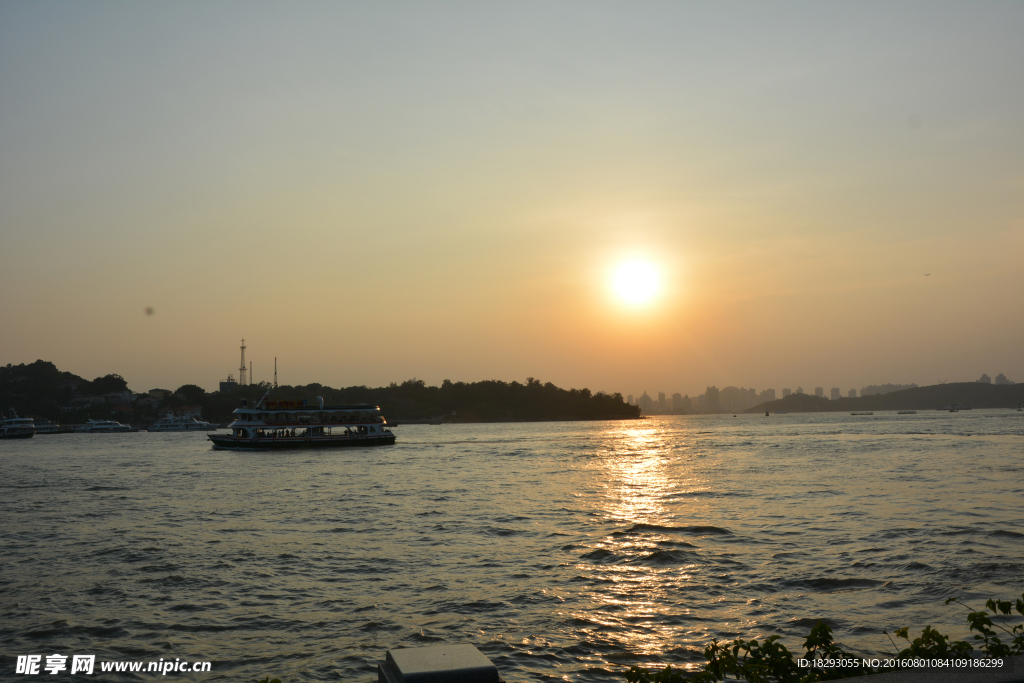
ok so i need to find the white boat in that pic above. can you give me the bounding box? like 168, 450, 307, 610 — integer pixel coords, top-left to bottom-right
148, 415, 215, 432
32, 417, 65, 434
1, 409, 35, 439
77, 419, 133, 433
209, 393, 395, 450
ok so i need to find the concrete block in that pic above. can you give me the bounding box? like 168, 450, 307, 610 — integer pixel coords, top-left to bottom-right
378, 644, 503, 683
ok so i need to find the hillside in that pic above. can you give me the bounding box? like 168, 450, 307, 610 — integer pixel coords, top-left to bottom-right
747, 382, 1024, 414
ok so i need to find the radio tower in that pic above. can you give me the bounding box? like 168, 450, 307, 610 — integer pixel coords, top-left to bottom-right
239, 339, 247, 386
274, 357, 278, 389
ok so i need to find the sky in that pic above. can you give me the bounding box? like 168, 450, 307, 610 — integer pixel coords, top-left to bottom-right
1, 2, 1022, 397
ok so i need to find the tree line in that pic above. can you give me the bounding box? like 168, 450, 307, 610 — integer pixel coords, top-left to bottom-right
1, 360, 639, 424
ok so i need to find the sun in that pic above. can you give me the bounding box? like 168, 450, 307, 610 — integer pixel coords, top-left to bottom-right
611, 260, 661, 306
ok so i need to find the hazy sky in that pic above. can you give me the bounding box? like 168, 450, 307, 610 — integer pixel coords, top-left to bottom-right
2, 2, 1022, 396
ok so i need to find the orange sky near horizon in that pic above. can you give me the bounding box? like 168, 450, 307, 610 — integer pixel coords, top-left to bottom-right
1, 3, 1022, 398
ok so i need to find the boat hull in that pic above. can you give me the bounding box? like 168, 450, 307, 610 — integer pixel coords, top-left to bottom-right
208, 433, 396, 449
1, 430, 35, 439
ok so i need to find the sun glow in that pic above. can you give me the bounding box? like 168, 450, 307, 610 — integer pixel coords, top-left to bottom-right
612, 260, 661, 306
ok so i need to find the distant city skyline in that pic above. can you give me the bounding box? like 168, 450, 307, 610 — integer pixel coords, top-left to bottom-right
627, 374, 1014, 413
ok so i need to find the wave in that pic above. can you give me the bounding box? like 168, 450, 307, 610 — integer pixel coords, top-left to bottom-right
631, 549, 700, 567
787, 577, 884, 591
613, 523, 732, 536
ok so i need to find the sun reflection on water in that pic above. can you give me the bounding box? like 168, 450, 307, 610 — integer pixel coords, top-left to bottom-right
565, 420, 717, 662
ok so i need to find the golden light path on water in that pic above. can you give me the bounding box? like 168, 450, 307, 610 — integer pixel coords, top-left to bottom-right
568, 422, 709, 664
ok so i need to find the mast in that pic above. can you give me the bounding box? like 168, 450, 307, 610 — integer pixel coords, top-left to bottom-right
274, 357, 278, 389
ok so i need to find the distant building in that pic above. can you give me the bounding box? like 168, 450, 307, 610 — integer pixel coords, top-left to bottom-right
994, 373, 1014, 385
638, 391, 654, 414
782, 388, 792, 398
112, 405, 135, 418
705, 386, 720, 412
680, 394, 692, 412
814, 387, 824, 398
860, 383, 917, 396
848, 388, 857, 398
720, 386, 757, 412
658, 392, 667, 412
697, 394, 707, 410
796, 386, 804, 395
759, 388, 776, 403
219, 374, 238, 393
977, 374, 992, 384
164, 404, 203, 419
671, 393, 682, 412
830, 387, 840, 400
627, 394, 634, 406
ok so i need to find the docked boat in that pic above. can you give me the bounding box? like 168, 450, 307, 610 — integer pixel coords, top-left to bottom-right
1, 409, 35, 439
76, 419, 133, 433
32, 417, 66, 434
208, 394, 396, 449
148, 415, 215, 432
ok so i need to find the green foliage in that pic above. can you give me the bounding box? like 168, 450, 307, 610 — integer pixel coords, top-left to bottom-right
627, 621, 869, 683
88, 373, 128, 394
209, 377, 640, 424
886, 625, 971, 658
626, 663, 687, 682
943, 595, 1024, 657
174, 383, 207, 403
628, 592, 1024, 682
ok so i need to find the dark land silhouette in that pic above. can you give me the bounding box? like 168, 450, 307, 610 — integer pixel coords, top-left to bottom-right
747, 382, 1024, 414
0, 360, 639, 425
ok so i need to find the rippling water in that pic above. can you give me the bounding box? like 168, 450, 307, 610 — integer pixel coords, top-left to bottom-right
2, 412, 1023, 681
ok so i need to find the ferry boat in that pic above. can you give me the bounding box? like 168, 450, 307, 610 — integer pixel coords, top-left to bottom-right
1, 409, 35, 439
148, 415, 215, 432
208, 394, 396, 449
76, 419, 133, 433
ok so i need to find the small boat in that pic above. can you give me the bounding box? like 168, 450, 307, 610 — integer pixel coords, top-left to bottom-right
940, 403, 966, 412
1, 409, 35, 439
851, 412, 874, 416
76, 419, 133, 433
208, 393, 396, 449
897, 411, 917, 415
148, 415, 215, 432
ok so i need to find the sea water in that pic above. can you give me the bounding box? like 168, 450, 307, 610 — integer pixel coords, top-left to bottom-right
2, 412, 1022, 681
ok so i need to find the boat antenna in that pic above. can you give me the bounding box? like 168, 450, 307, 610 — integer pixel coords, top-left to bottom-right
255, 386, 272, 409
